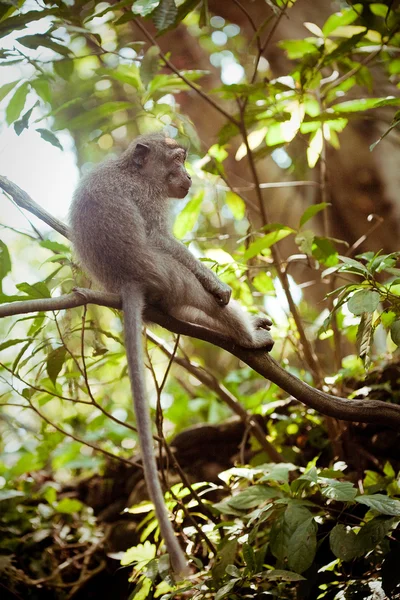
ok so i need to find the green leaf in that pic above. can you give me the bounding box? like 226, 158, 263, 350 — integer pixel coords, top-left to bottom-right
212, 538, 238, 581
132, 0, 160, 17
0, 338, 26, 351
330, 524, 359, 561
14, 101, 38, 135
390, 321, 400, 347
270, 506, 317, 573
225, 191, 246, 220
357, 517, 396, 554
295, 230, 314, 255
312, 237, 338, 267
18, 34, 70, 56
16, 281, 50, 299
323, 4, 363, 36
244, 226, 294, 260
347, 289, 380, 315
338, 256, 369, 276
173, 191, 203, 239
265, 570, 306, 581
140, 46, 161, 87
227, 485, 279, 509
53, 60, 74, 81
355, 494, 400, 516
252, 271, 274, 294
320, 479, 358, 502
288, 516, 317, 573
381, 311, 396, 328
6, 82, 29, 125
0, 80, 19, 102
152, 0, 178, 31
299, 202, 330, 228
102, 64, 142, 89
326, 31, 368, 62
40, 240, 70, 253
279, 39, 319, 59
55, 498, 83, 514
30, 78, 52, 103
242, 543, 256, 571
215, 579, 239, 600
0, 9, 59, 38
121, 541, 157, 566
332, 98, 395, 113
330, 518, 395, 561
0, 240, 11, 288
36, 128, 63, 151
46, 346, 67, 386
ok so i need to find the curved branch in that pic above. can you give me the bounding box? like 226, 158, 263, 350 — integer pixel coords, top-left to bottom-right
1, 289, 399, 428
1, 176, 399, 429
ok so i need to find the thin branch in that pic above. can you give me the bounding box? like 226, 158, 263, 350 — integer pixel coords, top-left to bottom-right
237, 109, 323, 384
131, 17, 239, 127
147, 331, 284, 463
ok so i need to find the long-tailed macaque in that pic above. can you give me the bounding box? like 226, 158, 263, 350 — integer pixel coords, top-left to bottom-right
69, 133, 274, 576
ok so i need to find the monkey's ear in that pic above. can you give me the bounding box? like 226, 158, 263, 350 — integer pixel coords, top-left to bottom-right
132, 143, 151, 168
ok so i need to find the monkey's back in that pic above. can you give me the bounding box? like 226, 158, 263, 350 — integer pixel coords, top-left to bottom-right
70, 159, 153, 292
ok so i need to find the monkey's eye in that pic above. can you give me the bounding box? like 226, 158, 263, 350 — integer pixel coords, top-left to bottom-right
172, 149, 186, 163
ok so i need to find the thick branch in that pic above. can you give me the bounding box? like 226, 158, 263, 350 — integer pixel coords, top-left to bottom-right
1, 177, 399, 429
1, 290, 399, 428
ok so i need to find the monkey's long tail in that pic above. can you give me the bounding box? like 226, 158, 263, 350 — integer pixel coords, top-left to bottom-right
121, 281, 190, 578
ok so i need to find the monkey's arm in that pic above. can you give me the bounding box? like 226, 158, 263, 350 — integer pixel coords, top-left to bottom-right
152, 234, 232, 305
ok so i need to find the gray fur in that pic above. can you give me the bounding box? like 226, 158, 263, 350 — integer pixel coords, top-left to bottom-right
69, 133, 274, 576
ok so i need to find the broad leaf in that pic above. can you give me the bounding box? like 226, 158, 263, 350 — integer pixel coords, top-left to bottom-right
225, 191, 246, 220
348, 289, 380, 315
355, 494, 400, 516
37, 128, 63, 150
330, 524, 359, 560
227, 485, 279, 509
47, 346, 67, 386
6, 82, 29, 125
323, 4, 363, 36
132, 0, 160, 17
244, 226, 294, 260
299, 203, 330, 228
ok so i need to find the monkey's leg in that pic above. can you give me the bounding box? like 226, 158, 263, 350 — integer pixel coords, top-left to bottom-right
150, 234, 231, 305
150, 259, 273, 350
171, 297, 274, 351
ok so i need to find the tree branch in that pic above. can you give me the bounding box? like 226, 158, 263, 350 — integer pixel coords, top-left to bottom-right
1, 177, 399, 429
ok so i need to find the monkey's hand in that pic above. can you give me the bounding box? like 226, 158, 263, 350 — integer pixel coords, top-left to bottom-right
210, 281, 232, 306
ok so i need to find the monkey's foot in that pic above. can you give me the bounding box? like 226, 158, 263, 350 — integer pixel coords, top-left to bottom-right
253, 315, 273, 330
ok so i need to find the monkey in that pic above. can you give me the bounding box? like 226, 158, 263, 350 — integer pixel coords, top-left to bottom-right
69, 132, 274, 576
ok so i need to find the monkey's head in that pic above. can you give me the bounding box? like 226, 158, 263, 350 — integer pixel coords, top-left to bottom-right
123, 133, 192, 199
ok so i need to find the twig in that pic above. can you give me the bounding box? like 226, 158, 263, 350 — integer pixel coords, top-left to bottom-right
0, 176, 69, 237
131, 17, 239, 127
148, 331, 284, 463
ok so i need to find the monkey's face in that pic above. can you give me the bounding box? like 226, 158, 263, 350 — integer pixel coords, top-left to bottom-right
128, 136, 192, 199
165, 147, 192, 199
